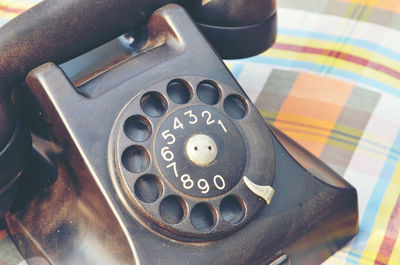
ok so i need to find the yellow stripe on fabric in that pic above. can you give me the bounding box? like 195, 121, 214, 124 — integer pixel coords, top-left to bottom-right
327, 124, 363, 152
262, 109, 385, 151
275, 113, 335, 133
274, 124, 388, 162
264, 48, 400, 89
224, 62, 234, 71
260, 110, 355, 154
332, 124, 398, 161
260, 107, 397, 163
0, 10, 18, 20
339, 0, 400, 15
388, 232, 400, 265
329, 126, 390, 156
274, 35, 400, 74
259, 111, 359, 153
359, 1, 376, 21
360, 166, 400, 264
268, 116, 392, 162
331, 138, 388, 163
344, 1, 363, 19
358, 131, 400, 156
326, 137, 357, 152
333, 123, 364, 139
386, 167, 400, 265
274, 113, 334, 148
342, 0, 377, 22
275, 127, 328, 146
343, 0, 377, 20
265, 115, 365, 144
258, 110, 278, 121
260, 111, 365, 145
0, 0, 38, 9
323, 0, 374, 71
330, 125, 396, 163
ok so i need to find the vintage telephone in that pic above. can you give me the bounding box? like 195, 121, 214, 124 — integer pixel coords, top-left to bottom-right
0, 0, 358, 264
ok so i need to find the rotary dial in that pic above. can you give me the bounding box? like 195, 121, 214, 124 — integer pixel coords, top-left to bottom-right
110, 77, 276, 241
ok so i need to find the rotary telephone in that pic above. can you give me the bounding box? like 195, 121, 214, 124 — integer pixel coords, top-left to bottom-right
0, 0, 358, 264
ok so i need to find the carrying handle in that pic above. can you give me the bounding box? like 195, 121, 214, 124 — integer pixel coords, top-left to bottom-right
0, 0, 277, 148
0, 0, 176, 149
0, 0, 177, 88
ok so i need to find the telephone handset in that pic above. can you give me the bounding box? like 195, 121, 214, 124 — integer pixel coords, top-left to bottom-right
0, 0, 277, 220
0, 1, 357, 264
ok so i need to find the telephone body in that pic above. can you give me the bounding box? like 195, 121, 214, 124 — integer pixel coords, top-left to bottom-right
0, 1, 358, 265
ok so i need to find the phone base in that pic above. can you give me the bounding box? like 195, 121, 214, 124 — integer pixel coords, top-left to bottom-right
5, 5, 357, 265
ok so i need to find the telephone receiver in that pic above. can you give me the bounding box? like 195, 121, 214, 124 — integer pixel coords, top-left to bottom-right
0, 0, 277, 221
0, 1, 358, 264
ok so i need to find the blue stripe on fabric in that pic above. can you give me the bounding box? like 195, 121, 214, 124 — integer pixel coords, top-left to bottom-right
330, 129, 400, 156
241, 56, 400, 97
329, 136, 400, 163
332, 130, 400, 157
231, 63, 244, 78
278, 27, 400, 63
0, 19, 8, 26
345, 130, 400, 264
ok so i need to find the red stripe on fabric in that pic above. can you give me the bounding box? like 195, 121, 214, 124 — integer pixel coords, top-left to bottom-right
0, 5, 26, 14
374, 195, 400, 264
273, 43, 400, 80
0, 230, 7, 241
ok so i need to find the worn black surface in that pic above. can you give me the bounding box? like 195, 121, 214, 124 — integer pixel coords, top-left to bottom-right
4, 5, 358, 264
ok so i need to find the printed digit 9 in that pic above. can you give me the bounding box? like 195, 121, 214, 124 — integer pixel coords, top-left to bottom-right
197, 179, 210, 194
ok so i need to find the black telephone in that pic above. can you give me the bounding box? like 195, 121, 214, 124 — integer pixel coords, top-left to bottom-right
0, 1, 358, 264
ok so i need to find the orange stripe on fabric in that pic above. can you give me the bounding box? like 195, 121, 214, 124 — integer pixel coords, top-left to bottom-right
338, 0, 400, 14
374, 195, 400, 265
275, 73, 353, 157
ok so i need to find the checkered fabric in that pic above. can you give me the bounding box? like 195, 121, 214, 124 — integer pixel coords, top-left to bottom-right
1, 0, 400, 264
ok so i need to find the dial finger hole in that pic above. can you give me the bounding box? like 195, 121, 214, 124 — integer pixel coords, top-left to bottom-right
134, 175, 162, 203
121, 146, 150, 173
224, 94, 248, 120
191, 203, 216, 232
167, 79, 192, 104
140, 91, 167, 117
124, 115, 152, 142
197, 81, 220, 105
159, 196, 187, 224
220, 195, 245, 224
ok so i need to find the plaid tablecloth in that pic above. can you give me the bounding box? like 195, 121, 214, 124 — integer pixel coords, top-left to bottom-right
1, 0, 400, 264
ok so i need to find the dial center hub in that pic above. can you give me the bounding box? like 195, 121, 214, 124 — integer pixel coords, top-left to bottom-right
154, 106, 246, 198
186, 134, 218, 166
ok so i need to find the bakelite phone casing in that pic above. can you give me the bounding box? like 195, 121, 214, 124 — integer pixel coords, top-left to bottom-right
5, 5, 358, 265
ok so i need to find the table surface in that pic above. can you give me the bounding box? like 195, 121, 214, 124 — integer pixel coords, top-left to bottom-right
1, 0, 400, 264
